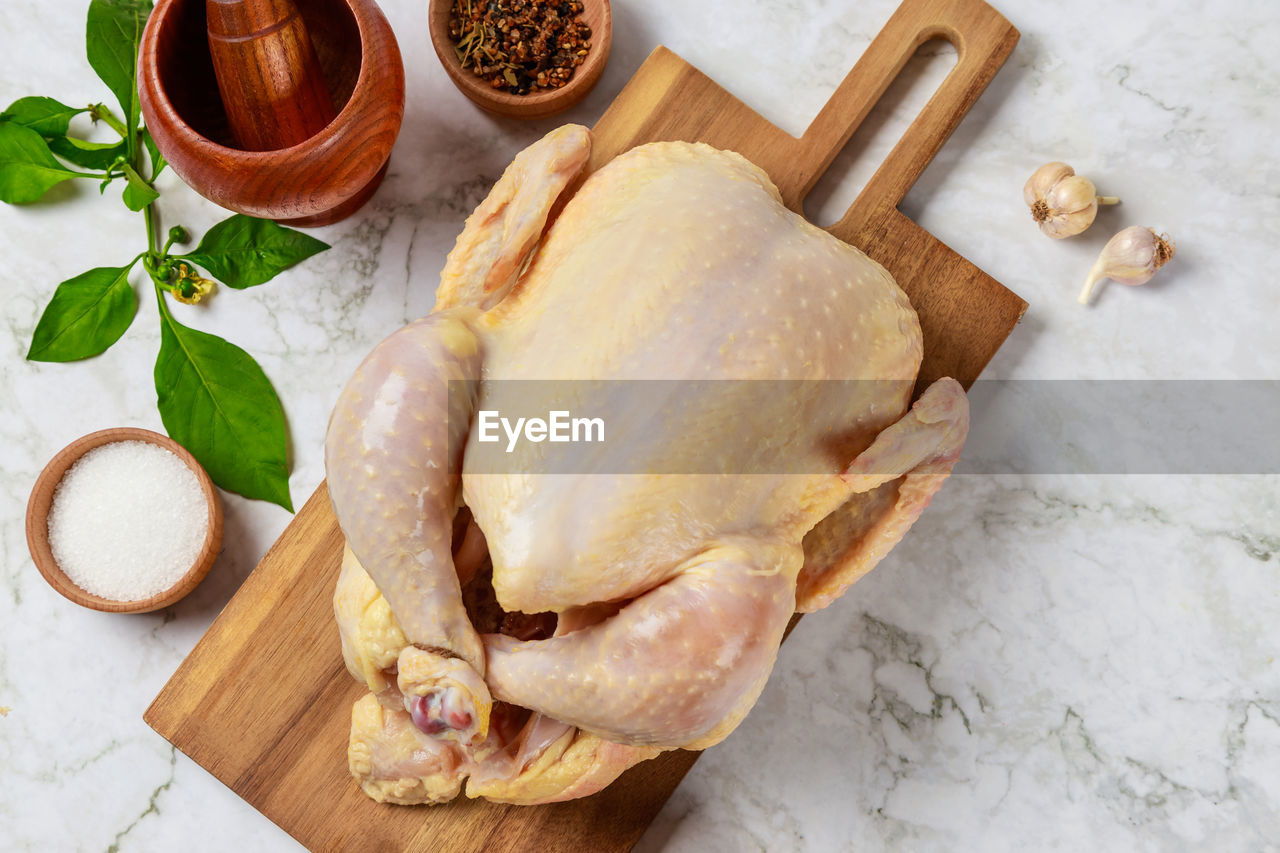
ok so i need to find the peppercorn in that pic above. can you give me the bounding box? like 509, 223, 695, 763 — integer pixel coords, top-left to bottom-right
449, 0, 592, 95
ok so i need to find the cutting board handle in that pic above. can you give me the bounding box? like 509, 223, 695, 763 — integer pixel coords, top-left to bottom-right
789, 0, 1017, 222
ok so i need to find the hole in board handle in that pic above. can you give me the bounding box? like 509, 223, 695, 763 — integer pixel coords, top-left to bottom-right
804, 37, 957, 228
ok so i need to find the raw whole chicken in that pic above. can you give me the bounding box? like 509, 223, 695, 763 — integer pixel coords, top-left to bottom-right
325, 125, 969, 805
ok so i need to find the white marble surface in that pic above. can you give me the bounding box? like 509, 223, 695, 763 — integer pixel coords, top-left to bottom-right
2, 0, 1277, 850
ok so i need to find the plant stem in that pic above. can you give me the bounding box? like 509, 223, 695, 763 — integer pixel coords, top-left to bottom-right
153, 279, 171, 318
127, 95, 139, 170
141, 201, 178, 297
144, 202, 158, 253
90, 103, 128, 138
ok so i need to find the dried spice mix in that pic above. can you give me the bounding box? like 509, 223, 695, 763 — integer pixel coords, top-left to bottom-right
449, 0, 592, 95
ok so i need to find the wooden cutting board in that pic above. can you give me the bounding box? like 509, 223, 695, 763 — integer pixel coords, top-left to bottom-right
144, 0, 1025, 849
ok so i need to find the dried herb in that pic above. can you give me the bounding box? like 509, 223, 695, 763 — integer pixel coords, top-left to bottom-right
448, 0, 592, 95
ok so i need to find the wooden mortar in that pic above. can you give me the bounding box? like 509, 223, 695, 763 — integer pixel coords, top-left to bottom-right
139, 0, 405, 226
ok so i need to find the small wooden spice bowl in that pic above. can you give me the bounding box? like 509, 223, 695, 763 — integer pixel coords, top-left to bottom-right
138, 0, 405, 226
428, 0, 612, 119
25, 428, 224, 614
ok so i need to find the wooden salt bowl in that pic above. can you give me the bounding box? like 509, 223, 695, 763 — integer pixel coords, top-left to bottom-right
139, 0, 405, 226
26, 428, 224, 614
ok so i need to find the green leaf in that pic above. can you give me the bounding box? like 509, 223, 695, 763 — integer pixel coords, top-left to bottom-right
141, 127, 165, 179
86, 0, 153, 128
1, 96, 87, 137
120, 161, 158, 210
183, 214, 330, 289
155, 304, 293, 510
47, 135, 127, 170
0, 122, 92, 204
27, 262, 138, 362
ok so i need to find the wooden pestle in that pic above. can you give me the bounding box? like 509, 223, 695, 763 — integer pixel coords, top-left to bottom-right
206, 0, 337, 151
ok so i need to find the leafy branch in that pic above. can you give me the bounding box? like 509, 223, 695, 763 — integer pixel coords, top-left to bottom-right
1, 0, 331, 511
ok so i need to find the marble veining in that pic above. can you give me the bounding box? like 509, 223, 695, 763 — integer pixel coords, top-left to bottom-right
1, 0, 1277, 850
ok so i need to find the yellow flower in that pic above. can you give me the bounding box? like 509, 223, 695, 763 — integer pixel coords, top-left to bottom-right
172, 263, 216, 305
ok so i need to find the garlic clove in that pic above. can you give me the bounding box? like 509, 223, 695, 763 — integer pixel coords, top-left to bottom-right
1023, 162, 1075, 207
1078, 226, 1176, 305
1025, 161, 1120, 239
1046, 175, 1100, 216
1040, 175, 1100, 238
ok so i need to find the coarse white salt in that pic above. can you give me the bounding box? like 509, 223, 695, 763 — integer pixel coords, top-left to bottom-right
47, 440, 209, 602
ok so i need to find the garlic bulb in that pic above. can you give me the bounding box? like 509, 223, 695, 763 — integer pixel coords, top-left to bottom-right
1023, 162, 1120, 238
1078, 226, 1176, 305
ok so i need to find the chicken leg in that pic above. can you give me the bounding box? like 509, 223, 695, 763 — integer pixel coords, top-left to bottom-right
483, 540, 800, 750
326, 125, 593, 741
